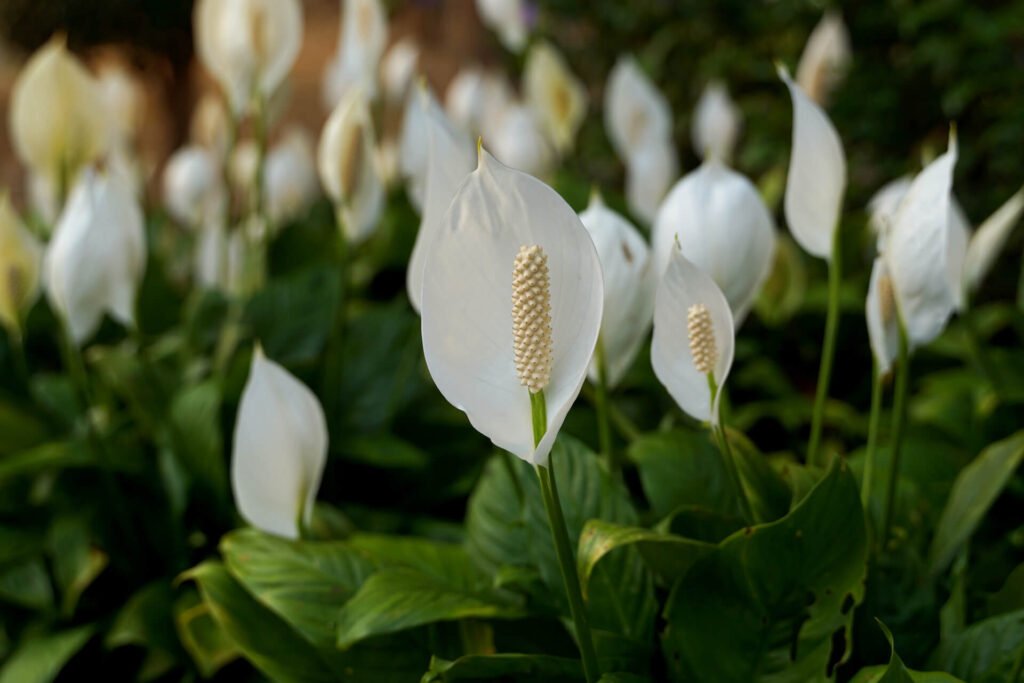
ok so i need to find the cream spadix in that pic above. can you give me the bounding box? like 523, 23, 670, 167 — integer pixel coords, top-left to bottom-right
420, 149, 603, 466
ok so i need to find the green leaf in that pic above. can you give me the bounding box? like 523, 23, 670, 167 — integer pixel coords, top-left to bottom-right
0, 400, 48, 455
577, 519, 714, 591
662, 460, 868, 682
0, 441, 93, 482
48, 516, 107, 617
421, 653, 584, 682
0, 558, 54, 610
107, 582, 185, 681
168, 380, 227, 498
173, 589, 239, 678
335, 567, 526, 648
848, 620, 965, 683
0, 625, 95, 683
931, 609, 1024, 682
928, 430, 1024, 577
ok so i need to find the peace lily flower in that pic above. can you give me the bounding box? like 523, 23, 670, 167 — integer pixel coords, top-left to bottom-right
579, 192, 654, 387
475, 0, 530, 53
446, 68, 514, 139
866, 257, 899, 376
652, 243, 734, 424
523, 42, 587, 156
9, 35, 108, 196
317, 88, 384, 244
194, 0, 303, 116
692, 80, 742, 162
778, 65, 846, 260
406, 89, 475, 313
420, 148, 603, 466
95, 61, 144, 152
232, 346, 327, 539
489, 103, 555, 180
264, 128, 320, 227
0, 194, 43, 338
795, 11, 851, 106
163, 145, 225, 229
322, 0, 387, 107
44, 169, 146, 345
652, 159, 777, 324
604, 55, 674, 160
625, 142, 679, 225
963, 186, 1024, 294
380, 38, 420, 103
399, 84, 430, 211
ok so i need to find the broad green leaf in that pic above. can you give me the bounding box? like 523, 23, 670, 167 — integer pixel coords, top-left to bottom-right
174, 590, 239, 678
347, 534, 481, 586
167, 380, 227, 498
848, 621, 965, 683
0, 525, 43, 565
928, 430, 1024, 577
48, 516, 107, 617
662, 460, 868, 682
726, 427, 793, 522
577, 519, 714, 591
931, 609, 1024, 682
0, 441, 93, 482
0, 625, 94, 683
421, 653, 583, 682
0, 558, 53, 610
107, 582, 184, 681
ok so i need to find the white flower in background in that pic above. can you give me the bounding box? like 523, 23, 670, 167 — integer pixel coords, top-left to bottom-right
380, 37, 419, 103
652, 160, 777, 324
406, 90, 475, 313
652, 244, 735, 424
964, 186, 1024, 294
421, 149, 603, 465
579, 192, 654, 387
523, 42, 587, 156
867, 176, 912, 245
163, 145, 225, 228
95, 62, 144, 151
0, 194, 43, 337
866, 257, 899, 376
446, 68, 515, 139
795, 11, 851, 106
318, 88, 384, 244
27, 173, 60, 227
399, 84, 429, 211
475, 0, 530, 53
232, 346, 327, 539
228, 139, 260, 203
489, 103, 554, 179
190, 92, 232, 158
692, 80, 742, 162
322, 0, 387, 107
882, 132, 958, 348
9, 36, 108, 193
194, 0, 303, 116
44, 169, 146, 345
264, 128, 320, 227
625, 141, 679, 225
604, 54, 674, 160
779, 65, 846, 260
194, 221, 230, 291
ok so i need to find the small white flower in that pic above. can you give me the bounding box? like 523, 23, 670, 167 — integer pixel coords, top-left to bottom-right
865, 257, 899, 376
795, 11, 851, 106
322, 0, 387, 107
232, 346, 328, 539
380, 37, 419, 103
488, 103, 555, 179
692, 80, 742, 162
604, 55, 674, 160
523, 42, 587, 156
163, 145, 225, 228
0, 194, 43, 337
964, 186, 1024, 295
475, 0, 529, 53
398, 84, 429, 211
264, 127, 320, 227
624, 140, 679, 225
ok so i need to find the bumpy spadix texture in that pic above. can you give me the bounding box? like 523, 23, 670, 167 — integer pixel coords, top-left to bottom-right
420, 149, 603, 466
687, 304, 716, 375
512, 245, 554, 394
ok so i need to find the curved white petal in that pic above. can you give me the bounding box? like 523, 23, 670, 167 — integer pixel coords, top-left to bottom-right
866, 257, 899, 377
867, 176, 912, 247
884, 132, 958, 348
264, 127, 320, 227
779, 65, 846, 260
475, 0, 529, 52
964, 186, 1024, 295
163, 145, 225, 228
795, 11, 851, 106
398, 84, 429, 210
420, 150, 603, 466
579, 193, 654, 387
523, 42, 587, 156
604, 54, 673, 162
321, 0, 387, 107
231, 347, 327, 539
692, 80, 742, 162
380, 37, 419, 103
488, 103, 555, 179
406, 90, 475, 313
625, 141, 679, 225
652, 160, 777, 324
652, 245, 735, 424
946, 203, 970, 311
445, 67, 486, 135
0, 194, 43, 335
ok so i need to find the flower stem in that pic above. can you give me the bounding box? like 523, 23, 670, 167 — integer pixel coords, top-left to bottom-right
861, 366, 885, 513
593, 338, 615, 471
808, 236, 843, 467
707, 374, 755, 525
530, 391, 600, 683
880, 323, 910, 547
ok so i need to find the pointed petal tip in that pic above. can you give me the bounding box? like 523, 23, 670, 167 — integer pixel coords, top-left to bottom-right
775, 60, 792, 83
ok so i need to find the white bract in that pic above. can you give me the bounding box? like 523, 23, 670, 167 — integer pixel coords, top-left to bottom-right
795, 11, 851, 106
652, 160, 777, 324
232, 346, 327, 539
579, 192, 654, 387
523, 42, 587, 156
692, 81, 742, 162
652, 244, 735, 424
883, 132, 958, 348
964, 186, 1024, 294
380, 37, 419, 103
194, 0, 303, 116
488, 103, 555, 179
604, 55, 674, 160
318, 88, 384, 243
322, 0, 387, 107
264, 128, 320, 227
0, 194, 43, 336
9, 36, 108, 192
625, 141, 679, 225
420, 149, 603, 466
163, 145, 225, 228
475, 0, 529, 53
865, 257, 899, 376
44, 169, 146, 345
399, 84, 429, 210
779, 65, 846, 260
406, 90, 475, 313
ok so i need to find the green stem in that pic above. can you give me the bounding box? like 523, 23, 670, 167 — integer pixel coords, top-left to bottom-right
580, 382, 641, 442
808, 236, 842, 467
861, 366, 885, 512
880, 323, 910, 547
530, 391, 600, 683
708, 374, 755, 524
593, 338, 615, 471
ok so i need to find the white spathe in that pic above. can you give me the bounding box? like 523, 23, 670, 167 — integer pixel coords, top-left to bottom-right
380, 37, 419, 103
692, 80, 742, 162
163, 145, 225, 228
322, 0, 387, 107
231, 346, 327, 539
44, 169, 146, 345
652, 244, 735, 425
264, 127, 320, 227
625, 140, 679, 225
488, 103, 555, 179
317, 88, 384, 243
406, 89, 475, 313
865, 257, 899, 376
475, 0, 529, 53
779, 65, 846, 261
652, 159, 777, 324
0, 194, 43, 336
523, 42, 587, 156
604, 54, 674, 161
964, 186, 1024, 295
420, 149, 603, 466
398, 83, 429, 211
579, 192, 654, 388
795, 11, 851, 106
194, 0, 303, 116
